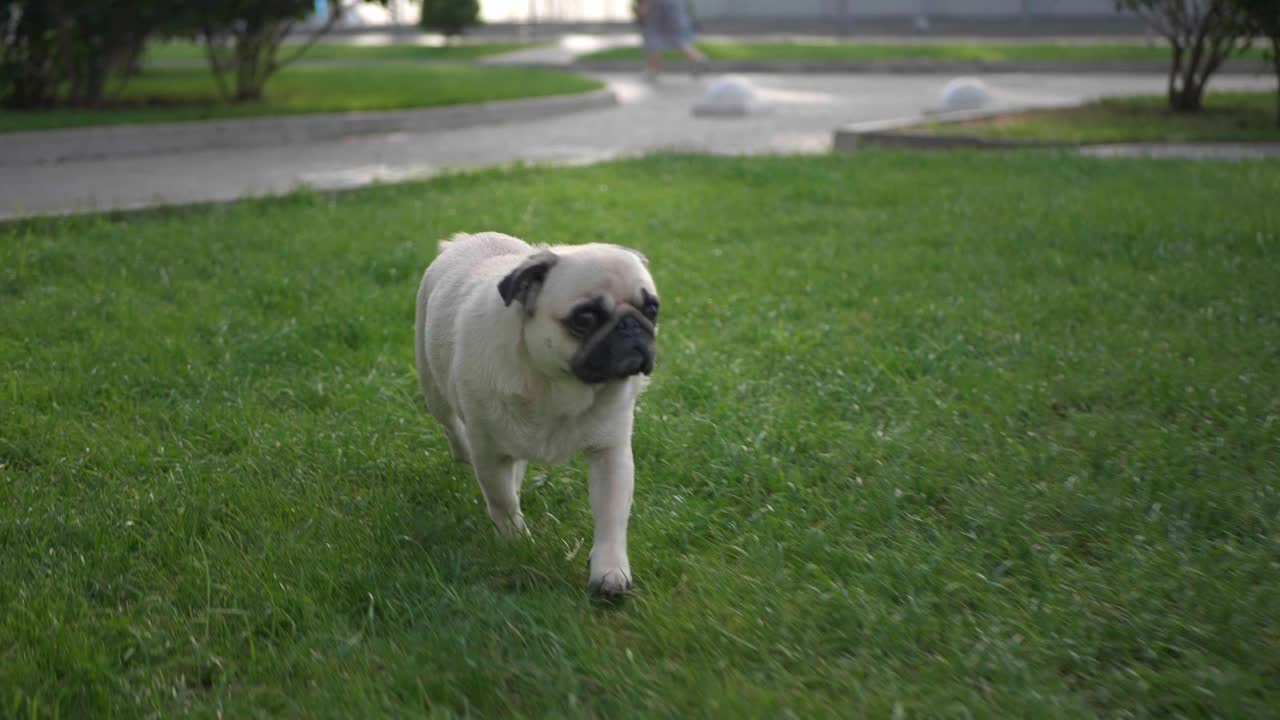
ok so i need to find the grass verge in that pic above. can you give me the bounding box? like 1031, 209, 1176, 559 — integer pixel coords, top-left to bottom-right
922, 92, 1280, 144
2, 152, 1278, 717
0, 64, 601, 133
145, 40, 534, 65
580, 40, 1268, 64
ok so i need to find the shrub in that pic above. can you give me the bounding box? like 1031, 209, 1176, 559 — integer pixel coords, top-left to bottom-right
419, 0, 481, 40
0, 0, 165, 109
1117, 0, 1252, 112
192, 0, 346, 102
1232, 0, 1280, 126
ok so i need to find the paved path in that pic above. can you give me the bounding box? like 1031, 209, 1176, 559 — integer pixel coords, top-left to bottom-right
1, 72, 1273, 220
479, 33, 638, 65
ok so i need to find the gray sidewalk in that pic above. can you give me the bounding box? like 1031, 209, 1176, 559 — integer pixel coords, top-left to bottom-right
1, 72, 1275, 220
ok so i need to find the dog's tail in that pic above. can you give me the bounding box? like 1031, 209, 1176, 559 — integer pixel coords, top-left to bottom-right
437, 231, 531, 260
436, 232, 472, 257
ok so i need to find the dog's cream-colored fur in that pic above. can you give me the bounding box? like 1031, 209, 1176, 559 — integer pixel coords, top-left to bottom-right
415, 232, 658, 595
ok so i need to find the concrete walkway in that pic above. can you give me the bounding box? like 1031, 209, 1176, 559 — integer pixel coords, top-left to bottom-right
479, 33, 638, 65
1, 71, 1274, 220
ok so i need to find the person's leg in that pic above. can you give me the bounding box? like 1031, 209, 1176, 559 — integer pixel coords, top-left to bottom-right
679, 44, 708, 77
645, 49, 661, 82
679, 44, 705, 63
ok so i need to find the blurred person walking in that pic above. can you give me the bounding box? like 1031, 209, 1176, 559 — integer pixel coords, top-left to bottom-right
636, 0, 708, 82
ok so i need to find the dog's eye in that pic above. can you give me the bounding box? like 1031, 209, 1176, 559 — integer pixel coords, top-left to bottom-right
567, 309, 599, 334
642, 300, 659, 322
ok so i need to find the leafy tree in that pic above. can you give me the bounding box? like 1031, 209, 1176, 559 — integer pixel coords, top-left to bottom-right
1, 1, 395, 109
1, 1, 166, 109
1232, 0, 1280, 125
194, 0, 347, 102
418, 0, 480, 40
62, 1, 166, 107
1116, 0, 1252, 112
1, 2, 62, 108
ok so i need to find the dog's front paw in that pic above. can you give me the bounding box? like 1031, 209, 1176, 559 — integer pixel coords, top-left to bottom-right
491, 511, 531, 540
588, 568, 632, 596
588, 548, 632, 596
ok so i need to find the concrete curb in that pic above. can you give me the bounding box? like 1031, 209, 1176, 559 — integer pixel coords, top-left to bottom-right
0, 87, 616, 168
833, 107, 1280, 159
573, 57, 1267, 75
833, 106, 1075, 152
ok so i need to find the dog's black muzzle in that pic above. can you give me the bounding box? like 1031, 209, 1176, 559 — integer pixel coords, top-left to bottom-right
571, 312, 656, 384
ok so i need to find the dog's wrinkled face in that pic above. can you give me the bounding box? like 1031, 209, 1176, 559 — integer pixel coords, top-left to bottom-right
498, 244, 658, 384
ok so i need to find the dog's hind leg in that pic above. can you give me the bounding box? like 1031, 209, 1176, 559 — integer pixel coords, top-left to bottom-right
420, 373, 472, 465
470, 447, 529, 538
415, 281, 471, 465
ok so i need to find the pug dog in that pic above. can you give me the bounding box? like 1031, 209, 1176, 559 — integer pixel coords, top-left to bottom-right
414, 232, 659, 596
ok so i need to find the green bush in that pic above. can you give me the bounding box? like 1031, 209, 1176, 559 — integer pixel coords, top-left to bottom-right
418, 0, 481, 39
1, 0, 165, 109
1116, 0, 1251, 112
1232, 0, 1280, 126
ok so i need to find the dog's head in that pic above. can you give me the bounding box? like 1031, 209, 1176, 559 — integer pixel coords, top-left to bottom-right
498, 243, 658, 384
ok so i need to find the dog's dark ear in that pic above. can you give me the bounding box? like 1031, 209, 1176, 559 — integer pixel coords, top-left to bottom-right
498, 250, 558, 309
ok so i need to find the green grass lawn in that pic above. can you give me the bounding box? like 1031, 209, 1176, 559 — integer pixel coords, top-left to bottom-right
2, 152, 1279, 717
581, 40, 1268, 64
145, 39, 534, 65
0, 64, 601, 133
922, 91, 1280, 144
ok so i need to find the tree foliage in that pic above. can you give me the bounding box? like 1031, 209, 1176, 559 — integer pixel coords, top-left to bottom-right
62, 1, 167, 107
1, 2, 62, 108
1231, 0, 1280, 126
1, 0, 164, 109
1116, 0, 1252, 112
418, 0, 480, 39
192, 0, 348, 103
0, 1, 384, 109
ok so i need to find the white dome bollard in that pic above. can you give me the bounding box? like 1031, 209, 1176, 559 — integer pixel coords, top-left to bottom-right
940, 77, 991, 113
693, 75, 768, 117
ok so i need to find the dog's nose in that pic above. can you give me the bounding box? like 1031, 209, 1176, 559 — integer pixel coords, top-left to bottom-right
627, 341, 655, 375
602, 315, 655, 380
616, 353, 645, 376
